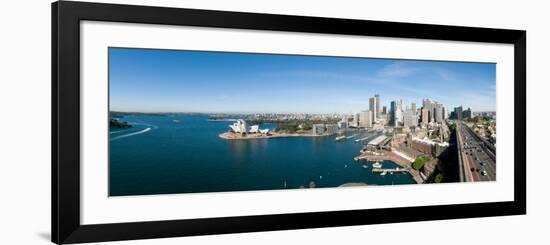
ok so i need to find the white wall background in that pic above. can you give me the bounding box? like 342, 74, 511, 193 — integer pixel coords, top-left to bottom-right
0, 0, 545, 244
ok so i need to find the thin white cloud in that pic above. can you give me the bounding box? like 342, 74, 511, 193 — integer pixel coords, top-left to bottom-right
377, 61, 420, 78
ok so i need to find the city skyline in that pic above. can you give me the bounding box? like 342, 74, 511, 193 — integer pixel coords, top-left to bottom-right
109, 47, 496, 114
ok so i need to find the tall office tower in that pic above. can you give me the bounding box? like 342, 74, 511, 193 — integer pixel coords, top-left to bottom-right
375, 94, 380, 118
434, 103, 443, 123
390, 101, 397, 126
411, 102, 416, 113
403, 109, 418, 128
463, 107, 472, 119
422, 98, 434, 122
442, 107, 448, 120
369, 96, 378, 122
454, 106, 463, 121
421, 108, 429, 125
382, 105, 387, 115
390, 100, 403, 127
359, 110, 373, 128
397, 100, 403, 123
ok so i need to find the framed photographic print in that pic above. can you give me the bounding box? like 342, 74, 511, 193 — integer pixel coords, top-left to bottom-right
52, 1, 526, 244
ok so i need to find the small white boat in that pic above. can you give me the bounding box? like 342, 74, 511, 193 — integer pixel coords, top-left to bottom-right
335, 135, 346, 141
362, 165, 368, 169
380, 171, 387, 176
372, 161, 382, 169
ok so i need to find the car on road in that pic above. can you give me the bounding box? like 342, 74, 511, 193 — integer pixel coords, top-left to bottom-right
481, 170, 488, 176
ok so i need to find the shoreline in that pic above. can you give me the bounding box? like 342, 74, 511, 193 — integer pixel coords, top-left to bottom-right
219, 132, 333, 140
355, 150, 424, 184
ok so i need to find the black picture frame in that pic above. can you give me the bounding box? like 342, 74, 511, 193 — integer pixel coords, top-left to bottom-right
52, 1, 526, 244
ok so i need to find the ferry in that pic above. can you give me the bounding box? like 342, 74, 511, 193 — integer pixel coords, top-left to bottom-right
335, 135, 346, 141
355, 136, 370, 143
346, 134, 358, 139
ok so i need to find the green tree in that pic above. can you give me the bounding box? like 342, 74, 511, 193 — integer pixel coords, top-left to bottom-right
448, 123, 456, 131
435, 173, 444, 183
411, 156, 430, 170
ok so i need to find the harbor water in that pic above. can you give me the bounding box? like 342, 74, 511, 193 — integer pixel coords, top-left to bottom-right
109, 115, 416, 196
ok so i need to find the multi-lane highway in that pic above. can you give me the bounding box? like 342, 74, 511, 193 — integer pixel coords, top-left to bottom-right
456, 122, 496, 182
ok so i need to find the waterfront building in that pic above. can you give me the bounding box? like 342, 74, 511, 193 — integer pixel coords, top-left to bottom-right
312, 124, 326, 135
454, 106, 463, 121
325, 124, 339, 135
259, 129, 269, 134
249, 125, 259, 133
351, 113, 360, 127
366, 135, 390, 151
337, 121, 348, 129
359, 110, 373, 128
229, 119, 248, 134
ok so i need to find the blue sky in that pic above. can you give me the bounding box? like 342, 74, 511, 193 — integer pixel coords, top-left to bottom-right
109, 47, 496, 113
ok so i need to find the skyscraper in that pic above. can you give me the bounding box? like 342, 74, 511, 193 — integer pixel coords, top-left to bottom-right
397, 100, 403, 124
375, 94, 380, 118
369, 96, 378, 122
403, 108, 417, 128
454, 106, 463, 121
434, 103, 443, 123
422, 98, 434, 122
390, 101, 397, 126
421, 108, 429, 125
390, 100, 402, 127
463, 107, 472, 119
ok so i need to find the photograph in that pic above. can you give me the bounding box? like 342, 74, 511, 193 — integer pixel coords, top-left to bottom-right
108, 47, 497, 197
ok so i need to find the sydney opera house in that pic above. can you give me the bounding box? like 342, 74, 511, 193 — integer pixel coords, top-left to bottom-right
229, 119, 269, 134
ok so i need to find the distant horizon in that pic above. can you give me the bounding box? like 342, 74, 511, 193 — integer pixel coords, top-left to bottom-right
109, 47, 496, 113
110, 107, 495, 115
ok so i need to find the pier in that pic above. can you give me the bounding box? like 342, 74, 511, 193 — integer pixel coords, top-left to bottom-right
372, 168, 408, 173
355, 150, 424, 184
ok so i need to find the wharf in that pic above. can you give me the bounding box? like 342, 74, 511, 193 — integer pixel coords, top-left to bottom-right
355, 150, 424, 184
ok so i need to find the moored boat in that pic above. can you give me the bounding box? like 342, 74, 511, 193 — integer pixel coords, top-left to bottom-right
335, 135, 346, 141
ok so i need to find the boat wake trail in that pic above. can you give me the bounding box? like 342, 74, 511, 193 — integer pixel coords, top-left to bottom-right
109, 130, 128, 135
110, 127, 152, 141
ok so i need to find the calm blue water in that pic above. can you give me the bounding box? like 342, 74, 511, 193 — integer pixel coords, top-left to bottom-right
109, 115, 415, 196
